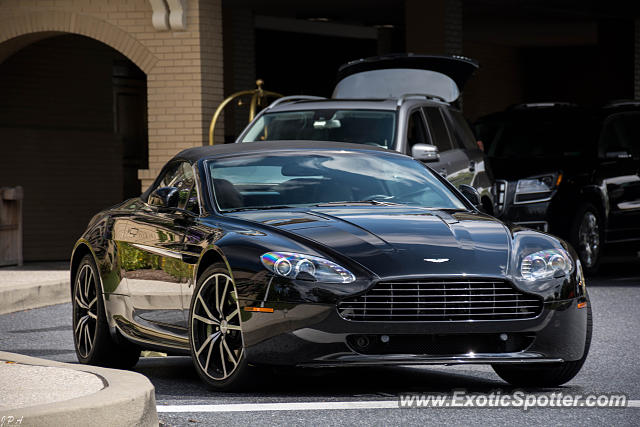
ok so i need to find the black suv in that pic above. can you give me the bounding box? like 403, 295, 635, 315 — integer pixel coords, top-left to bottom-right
475, 102, 640, 273
236, 54, 495, 213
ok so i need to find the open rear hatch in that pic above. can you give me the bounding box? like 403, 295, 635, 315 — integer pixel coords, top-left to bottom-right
332, 54, 479, 103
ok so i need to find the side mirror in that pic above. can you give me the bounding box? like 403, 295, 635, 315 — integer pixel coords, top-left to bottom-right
411, 143, 439, 162
458, 184, 482, 209
148, 186, 179, 209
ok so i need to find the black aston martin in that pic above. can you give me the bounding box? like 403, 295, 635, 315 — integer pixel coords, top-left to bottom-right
70, 141, 591, 390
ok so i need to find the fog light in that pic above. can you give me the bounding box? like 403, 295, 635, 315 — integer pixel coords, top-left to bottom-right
356, 336, 370, 348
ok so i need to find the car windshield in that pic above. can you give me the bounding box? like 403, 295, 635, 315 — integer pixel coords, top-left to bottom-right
485, 111, 596, 158
207, 151, 466, 211
241, 110, 396, 149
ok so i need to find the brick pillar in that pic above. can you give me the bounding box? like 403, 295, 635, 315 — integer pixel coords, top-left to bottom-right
231, 7, 256, 137
140, 0, 224, 188
405, 0, 462, 56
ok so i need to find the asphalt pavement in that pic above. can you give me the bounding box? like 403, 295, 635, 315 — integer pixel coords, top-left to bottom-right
0, 260, 638, 426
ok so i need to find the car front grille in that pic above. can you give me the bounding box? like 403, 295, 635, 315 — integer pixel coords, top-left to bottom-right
337, 278, 543, 322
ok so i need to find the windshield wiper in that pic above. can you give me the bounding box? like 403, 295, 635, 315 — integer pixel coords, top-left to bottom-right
314, 199, 402, 207
223, 205, 295, 213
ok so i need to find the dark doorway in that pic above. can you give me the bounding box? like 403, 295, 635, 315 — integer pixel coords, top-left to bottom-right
0, 34, 148, 261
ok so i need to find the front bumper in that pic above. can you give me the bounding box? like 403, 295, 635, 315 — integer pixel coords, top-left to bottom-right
240, 296, 588, 367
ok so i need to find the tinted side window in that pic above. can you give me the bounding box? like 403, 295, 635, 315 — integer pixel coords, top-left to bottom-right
423, 107, 453, 152
407, 110, 428, 152
148, 161, 195, 210
446, 110, 478, 150
598, 112, 640, 158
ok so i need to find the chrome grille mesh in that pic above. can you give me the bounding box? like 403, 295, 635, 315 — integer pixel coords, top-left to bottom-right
338, 278, 543, 321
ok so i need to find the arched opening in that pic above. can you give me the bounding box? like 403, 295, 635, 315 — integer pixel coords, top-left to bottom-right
0, 33, 148, 261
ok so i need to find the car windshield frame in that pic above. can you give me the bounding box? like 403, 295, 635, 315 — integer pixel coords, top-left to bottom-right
240, 109, 398, 150
203, 150, 469, 213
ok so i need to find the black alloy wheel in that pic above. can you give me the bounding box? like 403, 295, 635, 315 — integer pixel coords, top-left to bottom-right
189, 263, 251, 390
72, 254, 140, 368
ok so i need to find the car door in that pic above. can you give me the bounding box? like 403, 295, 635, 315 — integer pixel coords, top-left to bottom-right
420, 106, 468, 180
596, 111, 640, 242
120, 161, 196, 334
443, 108, 494, 201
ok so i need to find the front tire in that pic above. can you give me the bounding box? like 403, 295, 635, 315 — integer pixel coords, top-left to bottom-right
569, 203, 602, 275
492, 299, 592, 387
72, 254, 140, 369
189, 263, 251, 390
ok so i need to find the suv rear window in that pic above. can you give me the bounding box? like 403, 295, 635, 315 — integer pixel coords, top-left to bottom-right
241, 109, 396, 149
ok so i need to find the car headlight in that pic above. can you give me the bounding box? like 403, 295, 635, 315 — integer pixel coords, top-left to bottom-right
520, 248, 573, 281
515, 173, 561, 203
261, 252, 356, 283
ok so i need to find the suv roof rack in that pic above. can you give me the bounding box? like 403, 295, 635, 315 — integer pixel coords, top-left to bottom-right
510, 102, 578, 109
395, 93, 446, 107
266, 95, 327, 110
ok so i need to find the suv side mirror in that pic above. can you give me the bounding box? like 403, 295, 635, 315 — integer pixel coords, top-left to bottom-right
411, 143, 439, 162
149, 186, 179, 209
458, 184, 482, 209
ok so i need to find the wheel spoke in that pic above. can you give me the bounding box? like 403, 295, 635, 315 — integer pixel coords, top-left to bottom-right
75, 295, 88, 310
226, 308, 239, 322
219, 278, 229, 315
87, 297, 97, 309
222, 339, 237, 367
196, 333, 214, 357
219, 339, 227, 377
204, 332, 221, 372
75, 316, 86, 341
226, 324, 242, 331
193, 313, 219, 326
215, 275, 220, 314
87, 311, 97, 320
83, 268, 91, 302
84, 322, 93, 351
197, 294, 218, 321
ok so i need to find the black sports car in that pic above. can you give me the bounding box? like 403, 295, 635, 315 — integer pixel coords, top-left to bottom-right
70, 141, 591, 390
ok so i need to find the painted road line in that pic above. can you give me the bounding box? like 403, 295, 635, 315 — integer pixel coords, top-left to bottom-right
157, 401, 399, 412
157, 400, 640, 412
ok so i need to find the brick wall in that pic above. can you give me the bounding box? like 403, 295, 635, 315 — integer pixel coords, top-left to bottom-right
0, 0, 224, 190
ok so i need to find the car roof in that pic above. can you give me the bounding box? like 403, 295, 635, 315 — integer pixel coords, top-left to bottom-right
264, 97, 446, 113
173, 140, 400, 163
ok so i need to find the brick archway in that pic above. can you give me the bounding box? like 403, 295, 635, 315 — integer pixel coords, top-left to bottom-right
0, 11, 157, 73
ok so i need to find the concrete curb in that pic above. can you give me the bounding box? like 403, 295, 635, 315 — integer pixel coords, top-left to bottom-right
0, 352, 158, 427
0, 280, 70, 315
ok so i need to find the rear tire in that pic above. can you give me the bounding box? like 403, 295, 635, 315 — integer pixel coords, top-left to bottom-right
492, 298, 592, 387
72, 254, 140, 369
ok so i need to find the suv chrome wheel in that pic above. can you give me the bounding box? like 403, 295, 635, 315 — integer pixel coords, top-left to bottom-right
578, 211, 600, 268
191, 271, 243, 382
73, 263, 97, 358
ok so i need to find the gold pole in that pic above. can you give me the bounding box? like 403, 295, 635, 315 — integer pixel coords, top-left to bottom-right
208, 79, 283, 145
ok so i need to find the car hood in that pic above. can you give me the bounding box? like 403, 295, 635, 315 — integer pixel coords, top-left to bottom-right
333, 54, 479, 102
229, 206, 511, 278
